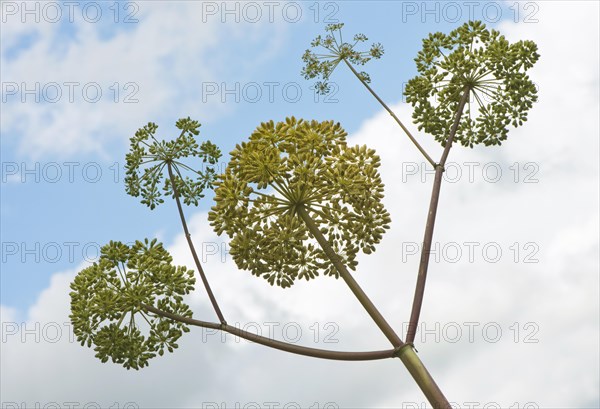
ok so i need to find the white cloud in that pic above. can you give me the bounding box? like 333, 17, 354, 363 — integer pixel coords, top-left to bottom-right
347, 2, 599, 407
1, 2, 287, 160
0, 305, 18, 324
0, 257, 411, 408
2, 1, 598, 408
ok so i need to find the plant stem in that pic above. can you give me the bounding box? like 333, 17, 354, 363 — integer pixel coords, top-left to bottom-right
142, 303, 395, 361
342, 59, 436, 168
296, 204, 403, 347
396, 344, 450, 409
167, 161, 227, 325
295, 204, 450, 409
405, 87, 471, 344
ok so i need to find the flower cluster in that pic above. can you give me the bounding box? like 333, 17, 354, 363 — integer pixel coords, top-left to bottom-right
125, 117, 222, 209
301, 23, 384, 94
208, 117, 391, 288
404, 20, 540, 147
69, 239, 196, 369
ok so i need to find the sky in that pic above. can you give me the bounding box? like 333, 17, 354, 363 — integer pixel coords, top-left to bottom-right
1, 1, 599, 408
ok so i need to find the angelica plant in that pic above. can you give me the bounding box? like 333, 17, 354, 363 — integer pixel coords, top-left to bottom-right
69, 20, 539, 409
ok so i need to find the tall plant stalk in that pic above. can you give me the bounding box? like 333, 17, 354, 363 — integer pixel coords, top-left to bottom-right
406, 87, 470, 343
296, 204, 451, 408
339, 58, 472, 344
167, 161, 227, 325
342, 59, 436, 168
157, 169, 454, 406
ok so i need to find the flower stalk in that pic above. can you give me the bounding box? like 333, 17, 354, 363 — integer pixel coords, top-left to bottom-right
406, 87, 470, 343
167, 161, 227, 325
142, 303, 396, 361
296, 203, 450, 409
295, 204, 403, 347
341, 59, 436, 167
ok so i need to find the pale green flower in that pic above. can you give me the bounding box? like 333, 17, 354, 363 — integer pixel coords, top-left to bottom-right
405, 20, 540, 147
69, 239, 195, 369
208, 117, 391, 288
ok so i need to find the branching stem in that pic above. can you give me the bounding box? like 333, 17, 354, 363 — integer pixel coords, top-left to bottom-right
342, 59, 436, 168
406, 87, 471, 344
166, 161, 227, 325
296, 204, 403, 347
296, 204, 451, 409
142, 303, 395, 361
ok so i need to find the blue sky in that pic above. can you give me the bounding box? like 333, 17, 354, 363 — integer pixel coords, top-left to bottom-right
1, 1, 599, 408
1, 1, 495, 309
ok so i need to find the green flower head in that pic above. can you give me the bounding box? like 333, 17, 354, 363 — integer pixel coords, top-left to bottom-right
208, 117, 391, 288
404, 20, 540, 147
302, 22, 385, 94
125, 117, 222, 209
69, 239, 196, 370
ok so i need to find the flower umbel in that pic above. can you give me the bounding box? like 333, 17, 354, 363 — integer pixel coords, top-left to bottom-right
208, 117, 391, 288
69, 239, 196, 369
404, 20, 540, 147
301, 23, 384, 94
125, 117, 222, 209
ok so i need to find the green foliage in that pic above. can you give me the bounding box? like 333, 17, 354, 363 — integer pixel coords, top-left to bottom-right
404, 20, 540, 147
208, 117, 391, 288
301, 22, 384, 94
125, 117, 222, 209
69, 239, 196, 369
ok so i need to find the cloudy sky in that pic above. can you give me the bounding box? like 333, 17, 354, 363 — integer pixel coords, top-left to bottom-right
1, 1, 598, 408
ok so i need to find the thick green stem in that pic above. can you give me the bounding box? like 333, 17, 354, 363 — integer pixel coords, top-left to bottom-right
405, 88, 471, 344
342, 59, 436, 168
167, 162, 227, 325
296, 204, 450, 409
397, 344, 450, 409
